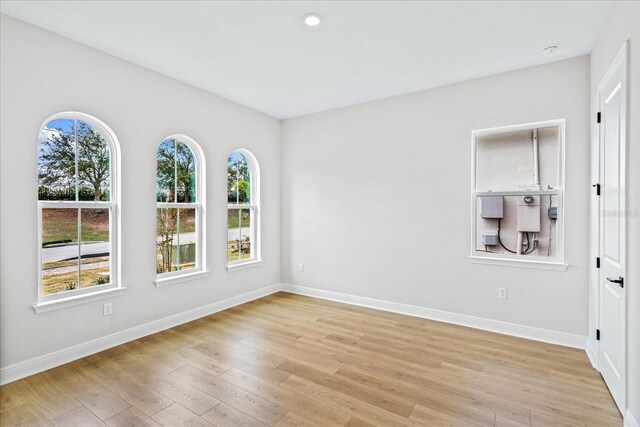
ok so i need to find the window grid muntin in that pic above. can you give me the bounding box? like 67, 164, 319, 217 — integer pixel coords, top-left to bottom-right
156, 203, 200, 275
470, 119, 565, 266
38, 201, 116, 300
37, 114, 118, 302
227, 205, 257, 263
227, 150, 259, 266
156, 136, 203, 279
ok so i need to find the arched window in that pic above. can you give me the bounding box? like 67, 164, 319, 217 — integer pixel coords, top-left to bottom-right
156, 135, 206, 285
37, 113, 120, 305
227, 150, 260, 270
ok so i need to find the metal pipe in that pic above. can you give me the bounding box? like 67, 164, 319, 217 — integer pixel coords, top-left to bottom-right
533, 129, 540, 186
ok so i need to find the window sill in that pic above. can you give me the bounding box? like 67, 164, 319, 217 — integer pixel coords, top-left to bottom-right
155, 270, 209, 288
33, 286, 126, 314
468, 255, 568, 271
227, 259, 263, 272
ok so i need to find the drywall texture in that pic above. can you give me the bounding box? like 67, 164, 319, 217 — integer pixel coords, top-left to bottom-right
0, 15, 281, 367
589, 1, 640, 421
282, 56, 590, 336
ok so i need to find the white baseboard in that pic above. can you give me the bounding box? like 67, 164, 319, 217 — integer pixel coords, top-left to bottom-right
0, 281, 591, 386
280, 283, 587, 349
0, 283, 281, 386
626, 409, 640, 427
586, 345, 598, 370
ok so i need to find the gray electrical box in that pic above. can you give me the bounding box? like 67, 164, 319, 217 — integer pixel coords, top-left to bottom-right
482, 233, 499, 246
480, 196, 504, 219
548, 206, 558, 219
517, 195, 541, 232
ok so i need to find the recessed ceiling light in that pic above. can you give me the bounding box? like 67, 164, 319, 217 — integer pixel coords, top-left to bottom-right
303, 13, 322, 27
543, 45, 558, 54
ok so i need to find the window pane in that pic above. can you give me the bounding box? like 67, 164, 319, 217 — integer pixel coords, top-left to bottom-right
239, 208, 251, 259
237, 153, 251, 204
38, 119, 76, 201
157, 208, 178, 273
77, 121, 111, 201
475, 194, 558, 258
157, 139, 176, 202
176, 142, 196, 203
227, 153, 238, 203
227, 209, 240, 262
80, 208, 110, 288
227, 208, 252, 262
475, 127, 560, 192
176, 208, 196, 271
227, 152, 251, 204
41, 208, 79, 294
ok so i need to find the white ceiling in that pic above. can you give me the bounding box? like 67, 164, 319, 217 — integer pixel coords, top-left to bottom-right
1, 1, 612, 119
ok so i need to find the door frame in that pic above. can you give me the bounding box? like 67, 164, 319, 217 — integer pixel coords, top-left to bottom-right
590, 41, 628, 412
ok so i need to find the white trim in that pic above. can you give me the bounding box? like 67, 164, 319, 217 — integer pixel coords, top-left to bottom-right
227, 259, 263, 272
2, 283, 281, 385
157, 202, 198, 209
38, 205, 117, 304
595, 41, 628, 415
468, 256, 568, 271
33, 286, 126, 314
588, 50, 602, 372
6, 282, 593, 386
155, 270, 209, 287
625, 409, 640, 427
470, 119, 566, 267
280, 283, 587, 349
155, 134, 207, 279
471, 119, 567, 137
37, 112, 122, 305
38, 201, 114, 208
586, 346, 598, 370
474, 190, 561, 197
227, 149, 261, 264
227, 204, 257, 209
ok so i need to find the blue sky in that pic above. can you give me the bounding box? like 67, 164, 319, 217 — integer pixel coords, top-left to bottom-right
38, 119, 76, 148
47, 118, 74, 132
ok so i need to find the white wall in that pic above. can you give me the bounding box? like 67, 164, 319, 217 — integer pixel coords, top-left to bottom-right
3, 10, 633, 413
589, 1, 640, 422
282, 56, 590, 336
0, 15, 281, 368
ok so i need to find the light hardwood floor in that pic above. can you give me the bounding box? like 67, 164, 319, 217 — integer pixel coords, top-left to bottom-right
0, 292, 622, 427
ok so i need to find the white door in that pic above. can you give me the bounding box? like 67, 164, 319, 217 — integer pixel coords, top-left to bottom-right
598, 43, 627, 413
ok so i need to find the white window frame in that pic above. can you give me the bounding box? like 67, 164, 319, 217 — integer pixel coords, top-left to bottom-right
469, 119, 567, 270
35, 112, 124, 313
227, 149, 262, 272
155, 134, 207, 287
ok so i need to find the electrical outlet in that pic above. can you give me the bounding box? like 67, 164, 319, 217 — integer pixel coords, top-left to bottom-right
298, 263, 304, 272
103, 302, 113, 316
497, 288, 508, 300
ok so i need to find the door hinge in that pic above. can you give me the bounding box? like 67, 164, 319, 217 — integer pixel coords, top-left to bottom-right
596, 329, 600, 341
593, 183, 601, 196
597, 112, 601, 123
596, 257, 600, 268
